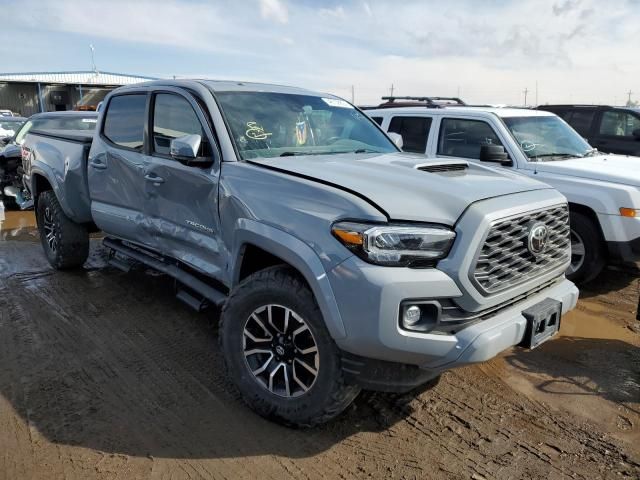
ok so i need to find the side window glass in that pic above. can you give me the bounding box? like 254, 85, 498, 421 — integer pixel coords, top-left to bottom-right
103, 94, 146, 149
388, 116, 432, 153
437, 118, 502, 159
152, 93, 211, 157
599, 111, 640, 138
566, 110, 595, 136
370, 116, 383, 126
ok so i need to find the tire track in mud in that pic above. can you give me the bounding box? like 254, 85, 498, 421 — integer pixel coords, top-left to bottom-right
0, 240, 638, 480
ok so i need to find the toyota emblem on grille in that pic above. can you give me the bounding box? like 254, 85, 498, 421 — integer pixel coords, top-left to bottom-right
527, 222, 549, 255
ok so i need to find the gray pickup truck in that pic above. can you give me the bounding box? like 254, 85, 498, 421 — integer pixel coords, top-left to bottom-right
22, 80, 578, 427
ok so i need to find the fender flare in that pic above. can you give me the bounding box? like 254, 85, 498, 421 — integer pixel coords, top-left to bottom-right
30, 164, 74, 218
231, 219, 347, 340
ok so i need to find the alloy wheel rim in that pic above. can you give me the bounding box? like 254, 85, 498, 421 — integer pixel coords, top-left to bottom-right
42, 207, 57, 253
567, 228, 585, 275
242, 304, 319, 398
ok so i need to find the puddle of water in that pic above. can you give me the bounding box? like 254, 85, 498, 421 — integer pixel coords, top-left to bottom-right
0, 206, 38, 241
561, 303, 639, 344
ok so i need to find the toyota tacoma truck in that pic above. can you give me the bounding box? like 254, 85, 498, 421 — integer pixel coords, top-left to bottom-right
367, 97, 640, 283
22, 80, 578, 427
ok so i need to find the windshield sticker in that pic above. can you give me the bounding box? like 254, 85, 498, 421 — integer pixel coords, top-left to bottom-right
82, 118, 97, 123
521, 141, 536, 152
321, 98, 353, 109
245, 122, 273, 140
295, 121, 307, 145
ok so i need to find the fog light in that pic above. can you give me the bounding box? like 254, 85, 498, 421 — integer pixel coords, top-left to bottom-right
403, 305, 422, 327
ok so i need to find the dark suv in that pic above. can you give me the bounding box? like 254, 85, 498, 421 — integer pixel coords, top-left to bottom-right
538, 105, 640, 156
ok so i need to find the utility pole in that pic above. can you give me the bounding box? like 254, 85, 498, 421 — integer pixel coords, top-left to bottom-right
390, 83, 395, 97
523, 87, 529, 106
535, 81, 538, 106
351, 85, 355, 104
627, 90, 634, 105
89, 44, 97, 73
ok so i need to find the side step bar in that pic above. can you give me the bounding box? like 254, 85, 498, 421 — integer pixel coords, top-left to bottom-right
103, 238, 227, 308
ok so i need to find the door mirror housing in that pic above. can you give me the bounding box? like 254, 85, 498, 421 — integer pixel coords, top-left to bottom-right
632, 128, 640, 140
170, 134, 212, 166
479, 145, 513, 166
387, 132, 404, 150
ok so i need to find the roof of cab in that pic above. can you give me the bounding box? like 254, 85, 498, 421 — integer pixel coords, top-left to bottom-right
367, 105, 557, 118
116, 78, 327, 97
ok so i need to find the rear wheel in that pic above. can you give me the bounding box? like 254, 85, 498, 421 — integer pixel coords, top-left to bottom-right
566, 211, 605, 284
36, 191, 89, 270
220, 266, 360, 427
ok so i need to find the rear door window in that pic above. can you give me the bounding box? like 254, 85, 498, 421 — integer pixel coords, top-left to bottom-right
388, 116, 432, 153
370, 116, 383, 126
103, 94, 147, 150
437, 118, 502, 159
599, 110, 640, 138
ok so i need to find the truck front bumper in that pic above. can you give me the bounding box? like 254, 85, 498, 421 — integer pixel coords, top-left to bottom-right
328, 256, 579, 387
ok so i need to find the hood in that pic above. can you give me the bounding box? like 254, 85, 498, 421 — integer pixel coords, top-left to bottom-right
252, 152, 551, 224
532, 154, 640, 187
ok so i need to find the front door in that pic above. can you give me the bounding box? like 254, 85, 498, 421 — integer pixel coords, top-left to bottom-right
141, 90, 224, 278
592, 109, 640, 155
88, 92, 156, 246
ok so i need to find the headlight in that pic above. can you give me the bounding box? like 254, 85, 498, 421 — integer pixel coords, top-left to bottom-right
332, 221, 456, 267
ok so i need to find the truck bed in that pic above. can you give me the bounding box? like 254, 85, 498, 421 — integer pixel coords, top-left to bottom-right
23, 129, 94, 223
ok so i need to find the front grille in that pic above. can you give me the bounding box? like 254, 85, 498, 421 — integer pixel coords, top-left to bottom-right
472, 205, 570, 294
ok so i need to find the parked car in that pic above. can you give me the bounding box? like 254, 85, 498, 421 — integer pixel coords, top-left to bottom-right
1, 111, 97, 209
0, 109, 18, 117
0, 116, 27, 144
367, 97, 640, 283
22, 80, 577, 427
538, 105, 640, 156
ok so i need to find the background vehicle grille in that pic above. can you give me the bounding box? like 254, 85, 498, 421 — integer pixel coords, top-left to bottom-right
472, 205, 570, 294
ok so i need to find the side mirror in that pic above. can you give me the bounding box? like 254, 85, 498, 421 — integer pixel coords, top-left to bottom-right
170, 134, 212, 166
387, 132, 404, 150
479, 145, 513, 166
632, 129, 640, 140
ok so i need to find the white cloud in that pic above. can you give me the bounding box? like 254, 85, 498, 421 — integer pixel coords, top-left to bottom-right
0, 0, 638, 106
259, 0, 289, 24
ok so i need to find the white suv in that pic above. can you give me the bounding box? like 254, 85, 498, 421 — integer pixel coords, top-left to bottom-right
366, 98, 640, 283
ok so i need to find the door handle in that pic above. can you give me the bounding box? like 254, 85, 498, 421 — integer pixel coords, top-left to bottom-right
89, 159, 107, 170
144, 174, 165, 184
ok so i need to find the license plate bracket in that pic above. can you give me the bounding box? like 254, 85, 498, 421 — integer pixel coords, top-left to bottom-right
519, 298, 562, 349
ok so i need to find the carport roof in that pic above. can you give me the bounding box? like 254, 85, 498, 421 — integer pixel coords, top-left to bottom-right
0, 71, 158, 85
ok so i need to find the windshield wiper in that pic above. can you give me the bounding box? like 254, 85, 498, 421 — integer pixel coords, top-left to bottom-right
530, 153, 579, 161
583, 148, 599, 157
279, 151, 301, 157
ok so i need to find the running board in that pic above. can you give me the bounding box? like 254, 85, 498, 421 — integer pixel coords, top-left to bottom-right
176, 289, 210, 312
103, 238, 227, 307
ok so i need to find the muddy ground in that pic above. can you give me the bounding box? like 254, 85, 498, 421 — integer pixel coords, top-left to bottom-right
0, 208, 638, 480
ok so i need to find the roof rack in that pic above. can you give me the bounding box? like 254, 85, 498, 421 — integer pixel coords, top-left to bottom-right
378, 96, 466, 108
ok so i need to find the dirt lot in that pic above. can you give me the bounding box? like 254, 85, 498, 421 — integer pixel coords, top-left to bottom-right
0, 208, 638, 480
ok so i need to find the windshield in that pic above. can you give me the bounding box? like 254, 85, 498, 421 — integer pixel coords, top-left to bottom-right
215, 92, 397, 159
503, 116, 593, 160
0, 118, 24, 136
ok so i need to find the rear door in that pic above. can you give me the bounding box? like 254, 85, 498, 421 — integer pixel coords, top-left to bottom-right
563, 108, 597, 141
141, 89, 224, 278
88, 92, 155, 245
591, 109, 640, 155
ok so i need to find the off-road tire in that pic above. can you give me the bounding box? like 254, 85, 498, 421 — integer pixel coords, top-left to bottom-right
567, 211, 605, 284
36, 190, 89, 270
220, 265, 360, 428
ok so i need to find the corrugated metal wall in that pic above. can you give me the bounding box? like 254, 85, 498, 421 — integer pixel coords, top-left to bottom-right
0, 82, 117, 116
0, 83, 39, 116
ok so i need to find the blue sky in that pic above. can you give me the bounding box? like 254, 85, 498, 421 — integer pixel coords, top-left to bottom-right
1, 0, 638, 105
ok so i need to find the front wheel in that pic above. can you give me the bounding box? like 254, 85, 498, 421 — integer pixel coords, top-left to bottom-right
220, 266, 360, 427
566, 211, 605, 284
36, 190, 89, 270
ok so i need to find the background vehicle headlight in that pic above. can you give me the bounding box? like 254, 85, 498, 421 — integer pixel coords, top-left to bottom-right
332, 222, 456, 267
